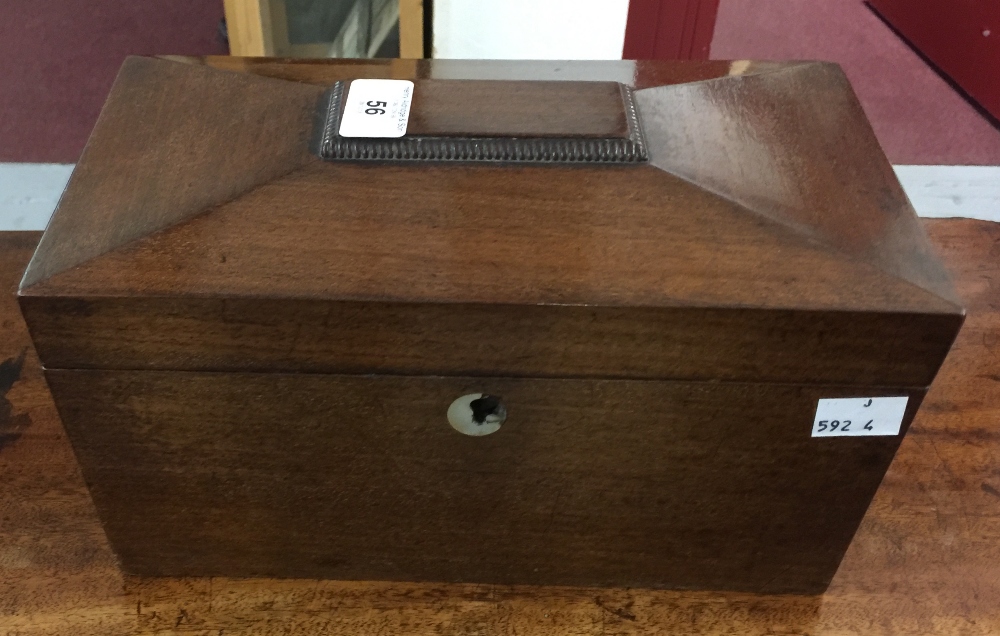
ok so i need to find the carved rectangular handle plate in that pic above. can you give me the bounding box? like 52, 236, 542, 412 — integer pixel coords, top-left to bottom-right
313, 79, 648, 163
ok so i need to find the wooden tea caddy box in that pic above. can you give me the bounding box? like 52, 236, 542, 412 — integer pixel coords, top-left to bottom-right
18, 57, 963, 594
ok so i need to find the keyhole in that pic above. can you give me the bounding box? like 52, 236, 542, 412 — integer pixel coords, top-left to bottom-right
448, 393, 506, 436
470, 395, 503, 424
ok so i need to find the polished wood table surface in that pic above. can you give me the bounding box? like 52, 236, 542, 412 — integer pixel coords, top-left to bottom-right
1, 220, 999, 635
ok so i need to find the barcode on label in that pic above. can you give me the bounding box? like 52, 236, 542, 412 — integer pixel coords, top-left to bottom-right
338, 79, 413, 138
811, 396, 909, 437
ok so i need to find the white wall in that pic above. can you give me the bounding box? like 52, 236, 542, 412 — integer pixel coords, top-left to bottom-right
433, 0, 630, 60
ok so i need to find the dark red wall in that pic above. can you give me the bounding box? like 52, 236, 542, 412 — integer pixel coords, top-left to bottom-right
1, 1, 227, 163
868, 0, 1000, 121
711, 0, 1000, 165
623, 0, 720, 60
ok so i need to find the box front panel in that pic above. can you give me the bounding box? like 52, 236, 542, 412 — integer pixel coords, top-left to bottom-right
46, 370, 923, 593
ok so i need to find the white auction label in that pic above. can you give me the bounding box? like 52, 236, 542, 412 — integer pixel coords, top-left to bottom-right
811, 396, 909, 437
338, 79, 413, 138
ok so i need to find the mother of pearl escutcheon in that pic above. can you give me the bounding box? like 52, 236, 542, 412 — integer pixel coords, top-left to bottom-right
447, 393, 507, 437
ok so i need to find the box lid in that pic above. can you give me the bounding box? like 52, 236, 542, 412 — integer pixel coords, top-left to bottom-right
18, 57, 962, 387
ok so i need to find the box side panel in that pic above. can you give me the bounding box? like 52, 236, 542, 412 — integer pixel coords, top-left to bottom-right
46, 369, 925, 593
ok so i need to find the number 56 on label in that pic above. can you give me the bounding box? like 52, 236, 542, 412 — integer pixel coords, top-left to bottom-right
338, 79, 413, 138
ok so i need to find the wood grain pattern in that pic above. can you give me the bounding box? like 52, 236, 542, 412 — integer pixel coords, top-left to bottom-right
20, 60, 960, 369
19, 57, 325, 289
20, 144, 961, 384
20, 155, 961, 385
398, 0, 425, 59
403, 80, 631, 137
19, 295, 961, 386
46, 368, 923, 592
25, 162, 953, 313
636, 62, 958, 307
223, 0, 276, 56
15, 58, 964, 594
2, 218, 999, 633
22, 60, 962, 386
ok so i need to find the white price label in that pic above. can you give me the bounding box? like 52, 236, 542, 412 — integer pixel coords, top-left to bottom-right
338, 79, 413, 138
811, 396, 909, 437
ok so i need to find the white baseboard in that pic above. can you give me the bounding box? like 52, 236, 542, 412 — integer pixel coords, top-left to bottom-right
893, 165, 1000, 222
0, 163, 997, 231
0, 163, 73, 231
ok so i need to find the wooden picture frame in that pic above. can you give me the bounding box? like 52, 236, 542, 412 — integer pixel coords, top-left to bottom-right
223, 0, 425, 58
